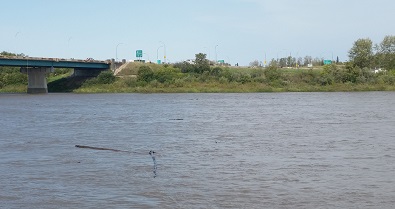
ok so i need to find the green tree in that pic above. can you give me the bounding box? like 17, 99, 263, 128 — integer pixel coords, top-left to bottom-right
377, 35, 395, 70
194, 53, 210, 74
173, 61, 195, 73
348, 38, 373, 68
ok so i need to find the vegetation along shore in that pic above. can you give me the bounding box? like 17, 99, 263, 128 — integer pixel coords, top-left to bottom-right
1, 36, 394, 93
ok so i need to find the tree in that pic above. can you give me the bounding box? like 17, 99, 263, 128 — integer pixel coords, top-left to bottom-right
304, 56, 312, 66
348, 38, 373, 68
279, 58, 287, 68
194, 53, 210, 74
97, 70, 116, 84
249, 60, 260, 67
377, 35, 395, 70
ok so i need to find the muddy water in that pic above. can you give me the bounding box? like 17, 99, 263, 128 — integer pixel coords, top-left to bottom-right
1, 92, 394, 208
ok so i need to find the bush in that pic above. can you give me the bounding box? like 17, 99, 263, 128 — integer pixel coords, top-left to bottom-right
299, 69, 318, 84
174, 78, 185, 87
173, 62, 195, 73
264, 66, 282, 81
123, 77, 138, 87
2, 73, 28, 85
154, 67, 183, 83
219, 76, 228, 84
137, 66, 154, 82
210, 67, 223, 76
97, 70, 116, 84
82, 71, 116, 86
238, 74, 252, 84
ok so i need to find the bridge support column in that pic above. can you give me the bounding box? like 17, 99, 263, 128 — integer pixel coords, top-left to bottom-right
21, 67, 53, 94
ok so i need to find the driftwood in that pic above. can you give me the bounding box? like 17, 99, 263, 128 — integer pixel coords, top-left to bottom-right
75, 145, 129, 153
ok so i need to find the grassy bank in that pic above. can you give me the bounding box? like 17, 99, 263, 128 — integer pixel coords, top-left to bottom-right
1, 62, 395, 93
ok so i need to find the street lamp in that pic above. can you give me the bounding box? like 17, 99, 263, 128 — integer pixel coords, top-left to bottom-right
157, 45, 163, 64
160, 41, 166, 63
116, 43, 123, 62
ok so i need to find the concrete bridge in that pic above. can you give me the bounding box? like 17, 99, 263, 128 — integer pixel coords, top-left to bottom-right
0, 56, 113, 93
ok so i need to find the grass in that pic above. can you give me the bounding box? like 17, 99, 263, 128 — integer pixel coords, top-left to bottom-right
0, 85, 27, 93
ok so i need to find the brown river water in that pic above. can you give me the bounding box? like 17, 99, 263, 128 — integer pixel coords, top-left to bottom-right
1, 92, 394, 208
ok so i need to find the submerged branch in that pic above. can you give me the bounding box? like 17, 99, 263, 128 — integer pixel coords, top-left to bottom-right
75, 145, 130, 153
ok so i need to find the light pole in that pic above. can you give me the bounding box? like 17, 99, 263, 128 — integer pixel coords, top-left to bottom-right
264, 53, 267, 67
116, 43, 123, 62
160, 41, 166, 63
157, 45, 163, 64
215, 45, 219, 65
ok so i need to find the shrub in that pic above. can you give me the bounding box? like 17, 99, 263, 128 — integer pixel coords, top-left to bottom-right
174, 78, 185, 87
264, 66, 282, 81
238, 74, 252, 84
300, 70, 315, 83
137, 66, 154, 82
123, 77, 138, 87
210, 67, 223, 76
173, 62, 195, 73
97, 70, 116, 84
2, 73, 28, 85
219, 76, 228, 84
154, 67, 183, 83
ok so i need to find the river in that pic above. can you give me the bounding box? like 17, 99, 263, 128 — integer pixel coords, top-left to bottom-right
1, 92, 394, 209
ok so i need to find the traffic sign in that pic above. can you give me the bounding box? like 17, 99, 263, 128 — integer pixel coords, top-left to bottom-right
136, 50, 143, 58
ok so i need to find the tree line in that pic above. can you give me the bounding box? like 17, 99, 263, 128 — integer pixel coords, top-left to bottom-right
248, 35, 395, 70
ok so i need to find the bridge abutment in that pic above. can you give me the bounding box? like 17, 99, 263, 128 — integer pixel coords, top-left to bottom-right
21, 67, 54, 94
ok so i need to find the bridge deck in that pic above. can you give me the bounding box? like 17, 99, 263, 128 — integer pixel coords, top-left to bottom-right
0, 56, 111, 69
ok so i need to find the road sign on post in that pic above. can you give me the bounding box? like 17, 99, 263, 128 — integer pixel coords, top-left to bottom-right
136, 50, 143, 58
324, 60, 332, 65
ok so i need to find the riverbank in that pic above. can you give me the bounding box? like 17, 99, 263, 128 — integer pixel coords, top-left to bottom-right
1, 62, 395, 93
74, 82, 395, 93
71, 62, 395, 93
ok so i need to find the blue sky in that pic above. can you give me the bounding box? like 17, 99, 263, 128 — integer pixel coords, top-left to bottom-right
1, 0, 394, 66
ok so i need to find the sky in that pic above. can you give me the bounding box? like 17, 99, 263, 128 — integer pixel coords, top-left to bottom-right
1, 0, 395, 66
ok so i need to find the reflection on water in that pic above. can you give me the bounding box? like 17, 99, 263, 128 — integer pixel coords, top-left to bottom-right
1, 92, 395, 208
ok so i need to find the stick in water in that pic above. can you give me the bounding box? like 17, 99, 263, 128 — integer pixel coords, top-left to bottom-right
149, 150, 157, 178
75, 145, 129, 153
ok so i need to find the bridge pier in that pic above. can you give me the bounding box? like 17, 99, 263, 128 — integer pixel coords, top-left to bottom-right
20, 67, 54, 94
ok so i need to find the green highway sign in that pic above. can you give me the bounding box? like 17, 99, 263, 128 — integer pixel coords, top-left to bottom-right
324, 60, 332, 65
136, 50, 143, 58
